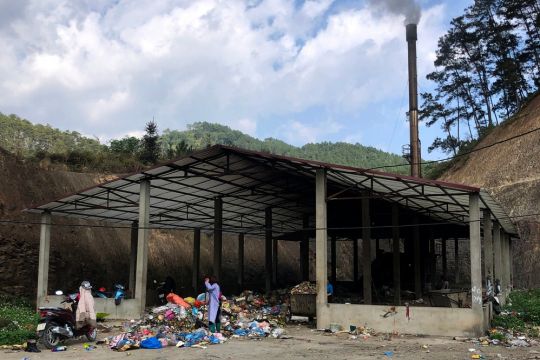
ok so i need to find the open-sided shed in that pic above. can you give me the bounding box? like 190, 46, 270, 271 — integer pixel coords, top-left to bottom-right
27, 145, 517, 336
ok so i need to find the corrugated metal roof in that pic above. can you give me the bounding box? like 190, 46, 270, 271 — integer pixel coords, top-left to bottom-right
25, 145, 517, 236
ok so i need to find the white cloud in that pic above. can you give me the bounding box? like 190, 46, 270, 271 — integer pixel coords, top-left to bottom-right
282, 119, 343, 145
0, 0, 448, 146
232, 118, 257, 136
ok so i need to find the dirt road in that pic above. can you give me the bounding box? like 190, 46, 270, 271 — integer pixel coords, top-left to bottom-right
2, 325, 536, 359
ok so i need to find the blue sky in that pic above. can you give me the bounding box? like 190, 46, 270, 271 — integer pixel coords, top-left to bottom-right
0, 0, 472, 159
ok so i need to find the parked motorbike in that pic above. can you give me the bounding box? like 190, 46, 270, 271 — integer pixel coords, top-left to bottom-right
154, 276, 176, 305
93, 287, 108, 299
37, 290, 97, 349
154, 280, 167, 305
483, 277, 502, 315
113, 284, 125, 305
92, 284, 125, 305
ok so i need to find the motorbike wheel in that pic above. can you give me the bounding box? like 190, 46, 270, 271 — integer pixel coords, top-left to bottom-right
41, 322, 61, 349
86, 327, 97, 342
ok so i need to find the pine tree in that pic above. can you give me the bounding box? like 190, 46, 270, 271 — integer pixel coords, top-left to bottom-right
140, 120, 160, 164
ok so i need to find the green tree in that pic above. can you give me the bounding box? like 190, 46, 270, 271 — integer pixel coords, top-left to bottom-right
110, 136, 140, 154
139, 121, 160, 164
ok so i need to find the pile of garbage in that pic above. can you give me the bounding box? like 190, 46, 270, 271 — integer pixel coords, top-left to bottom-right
290, 281, 317, 295
102, 290, 288, 351
454, 327, 539, 348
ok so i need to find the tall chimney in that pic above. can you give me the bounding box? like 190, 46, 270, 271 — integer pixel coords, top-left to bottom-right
406, 23, 421, 178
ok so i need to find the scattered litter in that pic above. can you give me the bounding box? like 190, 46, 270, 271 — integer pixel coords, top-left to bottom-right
384, 350, 394, 357
83, 343, 96, 351
509, 339, 529, 347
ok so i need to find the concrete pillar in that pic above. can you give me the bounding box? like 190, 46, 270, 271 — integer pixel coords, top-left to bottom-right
493, 222, 502, 286
129, 221, 138, 297
454, 238, 460, 284
272, 237, 278, 287
413, 217, 421, 299
353, 239, 359, 283
362, 197, 372, 304
192, 228, 201, 293
37, 212, 52, 305
331, 235, 337, 285
502, 232, 510, 293
300, 215, 310, 281
265, 207, 272, 293
469, 193, 484, 335
135, 180, 150, 315
392, 204, 401, 305
429, 235, 436, 287
315, 168, 328, 328
509, 238, 513, 288
238, 233, 244, 290
213, 197, 223, 281
482, 209, 493, 285
442, 237, 447, 280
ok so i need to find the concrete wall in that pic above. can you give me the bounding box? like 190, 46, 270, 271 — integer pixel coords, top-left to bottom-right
38, 295, 141, 320
318, 303, 486, 337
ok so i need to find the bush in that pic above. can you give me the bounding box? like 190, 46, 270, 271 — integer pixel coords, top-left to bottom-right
492, 313, 526, 332
491, 290, 540, 337
506, 289, 540, 325
0, 296, 39, 345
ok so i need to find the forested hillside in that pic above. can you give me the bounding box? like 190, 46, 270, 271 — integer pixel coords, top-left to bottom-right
160, 122, 408, 172
0, 113, 409, 174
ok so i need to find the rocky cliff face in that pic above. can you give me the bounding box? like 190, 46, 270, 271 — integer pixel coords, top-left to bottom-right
438, 95, 540, 288
0, 149, 302, 300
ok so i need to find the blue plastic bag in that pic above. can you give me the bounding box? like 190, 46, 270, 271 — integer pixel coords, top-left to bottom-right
140, 337, 162, 349
234, 329, 248, 336
208, 335, 220, 344
182, 329, 207, 347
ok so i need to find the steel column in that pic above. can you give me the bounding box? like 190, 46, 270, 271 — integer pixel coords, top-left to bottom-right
37, 212, 51, 306
135, 180, 150, 315
315, 168, 328, 329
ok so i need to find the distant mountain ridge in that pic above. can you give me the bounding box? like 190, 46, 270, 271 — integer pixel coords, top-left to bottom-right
161, 122, 409, 173
0, 113, 409, 174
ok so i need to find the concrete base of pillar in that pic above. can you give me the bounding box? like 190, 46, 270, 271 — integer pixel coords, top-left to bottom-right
317, 303, 487, 337
38, 296, 142, 320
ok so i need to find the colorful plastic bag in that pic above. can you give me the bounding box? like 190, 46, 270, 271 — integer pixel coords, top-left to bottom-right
166, 293, 191, 309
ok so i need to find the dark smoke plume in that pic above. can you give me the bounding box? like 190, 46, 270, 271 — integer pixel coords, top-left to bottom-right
367, 0, 421, 24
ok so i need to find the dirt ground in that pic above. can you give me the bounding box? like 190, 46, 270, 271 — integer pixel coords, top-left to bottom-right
2, 324, 538, 360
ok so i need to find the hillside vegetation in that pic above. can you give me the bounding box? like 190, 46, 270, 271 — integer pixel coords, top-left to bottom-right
439, 93, 540, 288
161, 122, 409, 172
0, 113, 409, 174
421, 0, 540, 156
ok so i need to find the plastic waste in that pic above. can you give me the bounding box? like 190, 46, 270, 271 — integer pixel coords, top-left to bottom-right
140, 337, 162, 349
234, 329, 248, 336
166, 293, 191, 309
52, 346, 67, 352
209, 335, 221, 344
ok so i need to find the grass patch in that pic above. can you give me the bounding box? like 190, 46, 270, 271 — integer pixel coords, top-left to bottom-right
96, 313, 109, 322
0, 296, 39, 345
492, 290, 540, 337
